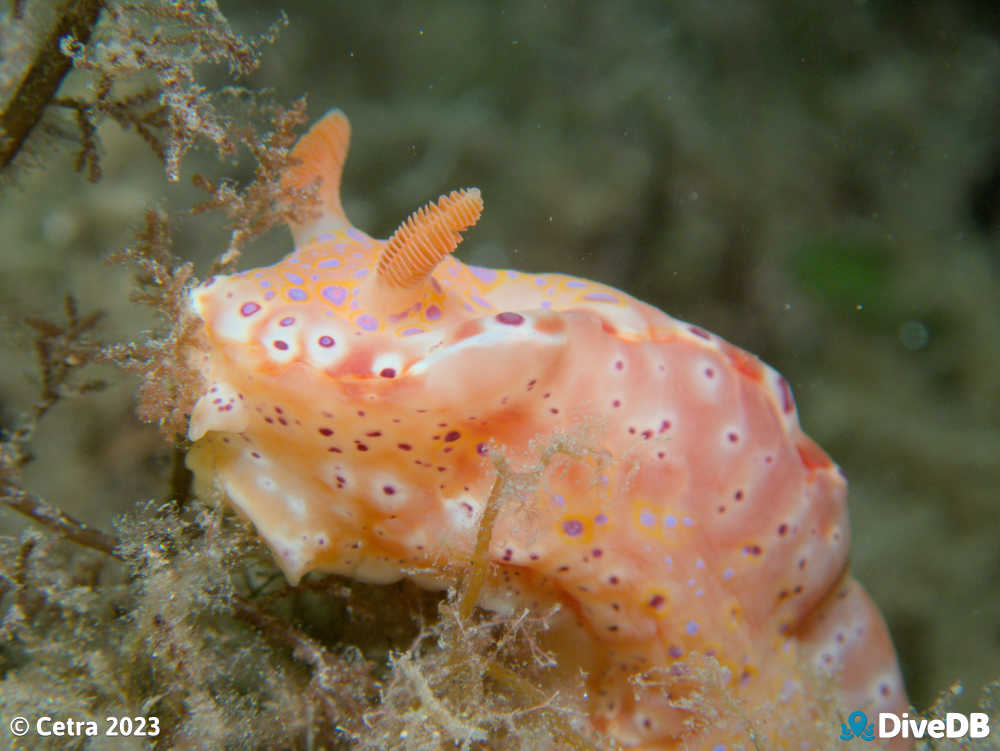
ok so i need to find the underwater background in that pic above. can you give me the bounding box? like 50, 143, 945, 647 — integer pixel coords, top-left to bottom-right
1, 0, 998, 731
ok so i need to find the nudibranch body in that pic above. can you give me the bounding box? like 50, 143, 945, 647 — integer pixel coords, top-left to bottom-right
186, 110, 909, 749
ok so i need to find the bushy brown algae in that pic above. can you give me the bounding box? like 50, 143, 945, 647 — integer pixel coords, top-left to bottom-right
1, 1, 999, 750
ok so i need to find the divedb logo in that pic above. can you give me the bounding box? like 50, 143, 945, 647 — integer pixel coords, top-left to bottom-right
840, 710, 991, 741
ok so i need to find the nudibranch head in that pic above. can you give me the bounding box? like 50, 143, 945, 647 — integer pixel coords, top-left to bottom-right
185, 108, 910, 750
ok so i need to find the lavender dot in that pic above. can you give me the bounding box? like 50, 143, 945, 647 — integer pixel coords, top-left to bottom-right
279, 316, 295, 327
317, 258, 341, 268
426, 304, 442, 321
357, 314, 378, 331
322, 285, 347, 305
284, 272, 305, 285
240, 302, 260, 317
273, 340, 289, 351
288, 288, 307, 301
640, 510, 655, 527
685, 620, 699, 635
469, 265, 499, 284
594, 513, 608, 525
562, 519, 583, 536
318, 335, 335, 348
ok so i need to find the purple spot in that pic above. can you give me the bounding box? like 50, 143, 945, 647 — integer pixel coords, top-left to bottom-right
273, 340, 289, 351
284, 272, 305, 285
777, 377, 795, 414
534, 277, 547, 286
380, 368, 396, 378
357, 314, 378, 331
594, 513, 608, 525
316, 232, 335, 243
665, 515, 677, 529
346, 228, 367, 242
584, 292, 619, 303
566, 280, 587, 289
668, 646, 683, 658
778, 523, 788, 536
318, 335, 335, 348
353, 268, 369, 279
264, 290, 276, 300
288, 288, 307, 301
688, 326, 711, 340
723, 568, 735, 581
425, 305, 442, 321
471, 294, 493, 309
469, 265, 499, 284
649, 595, 665, 609
322, 285, 347, 304
402, 327, 425, 336
540, 300, 552, 308
640, 511, 655, 527
562, 519, 583, 537
240, 302, 260, 317
317, 258, 341, 268
443, 430, 460, 442
382, 485, 396, 495
259, 279, 270, 288
685, 620, 699, 635
279, 316, 295, 327
496, 312, 524, 325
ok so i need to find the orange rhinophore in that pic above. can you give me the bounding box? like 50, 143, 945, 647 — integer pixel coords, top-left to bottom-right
185, 109, 910, 749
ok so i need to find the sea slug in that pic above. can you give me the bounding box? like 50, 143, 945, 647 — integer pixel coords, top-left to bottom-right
184, 109, 909, 749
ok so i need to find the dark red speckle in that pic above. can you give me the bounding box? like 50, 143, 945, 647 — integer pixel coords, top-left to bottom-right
273, 340, 289, 351
476, 442, 488, 455
382, 485, 396, 495
443, 430, 461, 442
318, 335, 335, 348
496, 312, 524, 325
649, 595, 665, 609
318, 427, 333, 436
778, 523, 788, 536
688, 326, 711, 340
380, 368, 396, 378
398, 443, 412, 451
